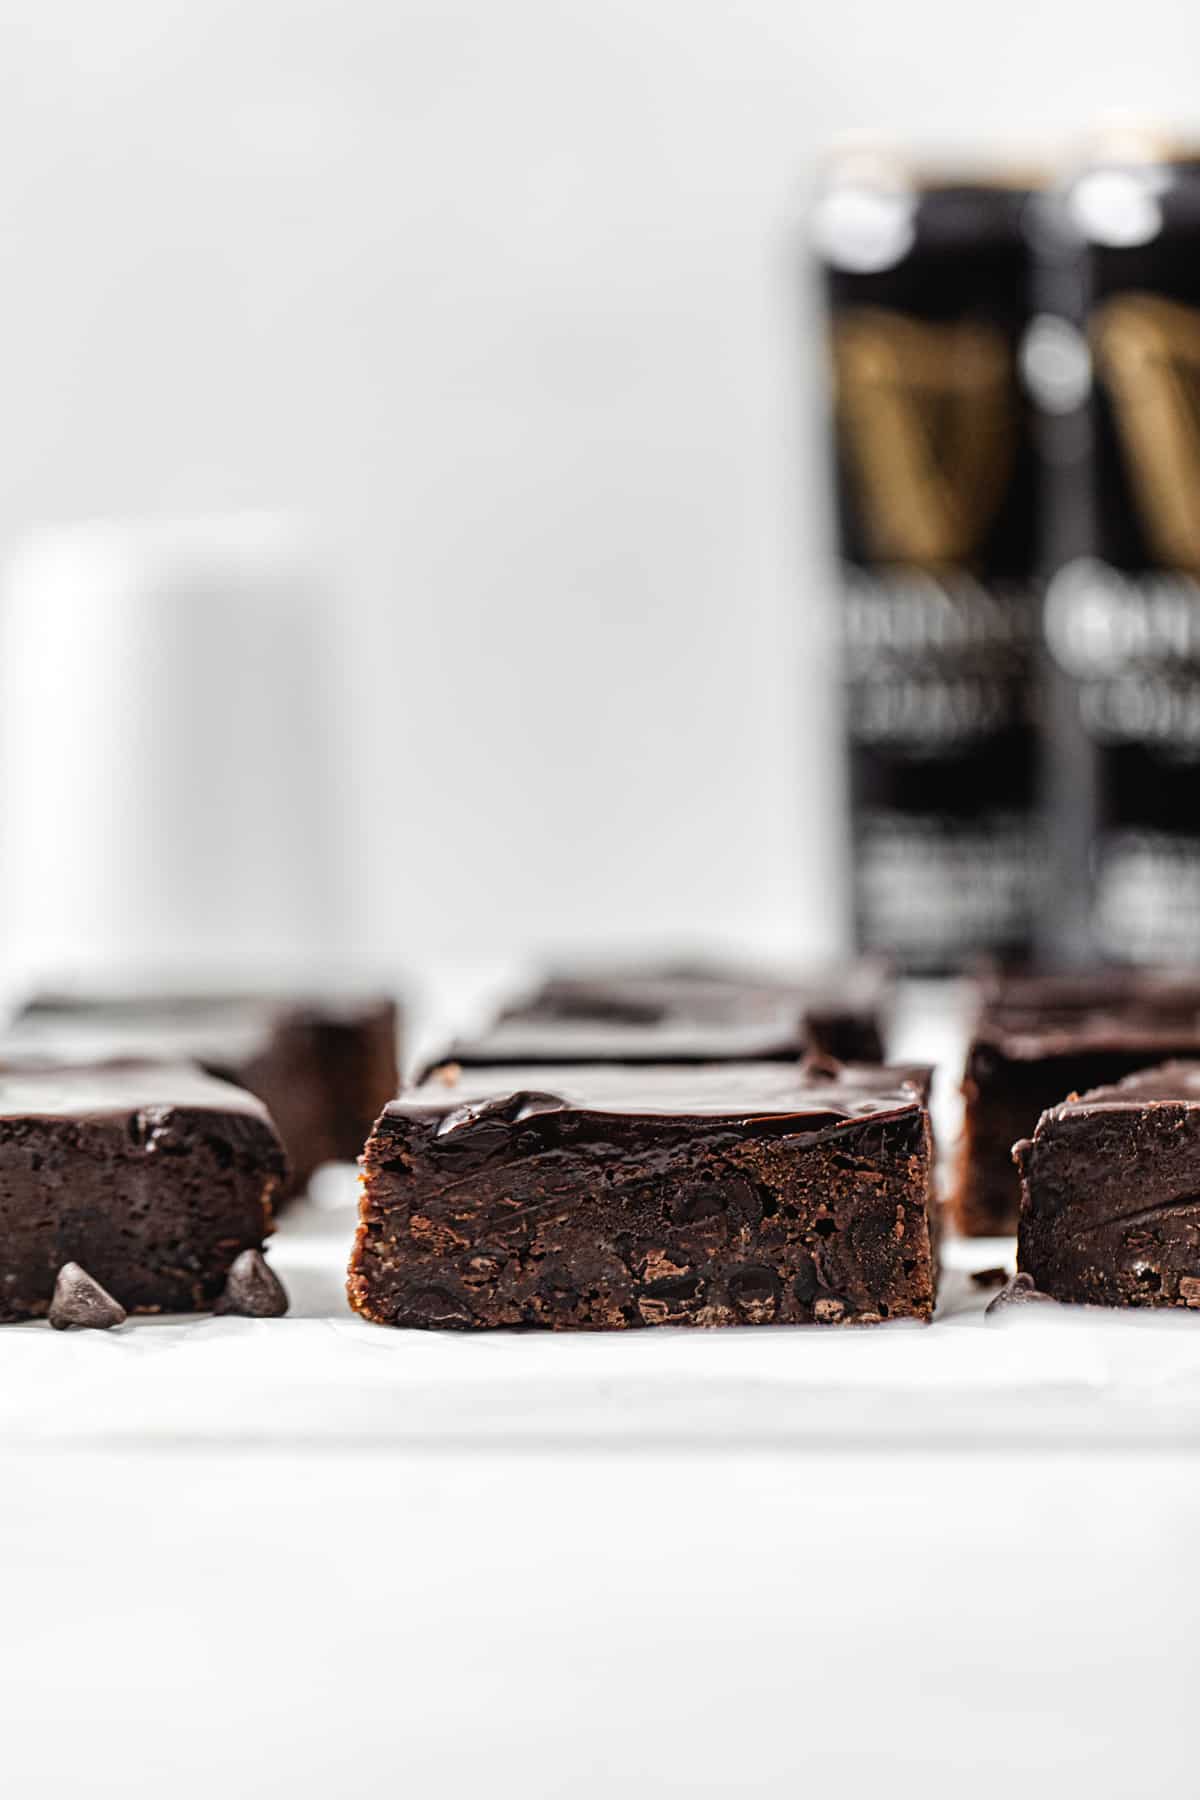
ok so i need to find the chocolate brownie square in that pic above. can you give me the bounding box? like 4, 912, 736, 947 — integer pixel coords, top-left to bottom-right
1016, 1061, 1200, 1308
435, 961, 890, 1070
349, 1059, 936, 1330
0, 1060, 286, 1322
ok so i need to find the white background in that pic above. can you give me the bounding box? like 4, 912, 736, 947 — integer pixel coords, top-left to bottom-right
6, 1172, 1200, 1798
6, 1444, 1198, 1798
2, 1, 1200, 972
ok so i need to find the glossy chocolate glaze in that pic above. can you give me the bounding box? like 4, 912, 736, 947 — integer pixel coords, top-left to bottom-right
0, 1057, 272, 1121
398, 1058, 926, 1129
12, 990, 401, 1193
437, 963, 889, 1069
1036, 1059, 1200, 1116
973, 969, 1200, 1059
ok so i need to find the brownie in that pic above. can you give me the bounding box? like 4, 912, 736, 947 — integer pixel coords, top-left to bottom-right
0, 1060, 286, 1322
435, 962, 889, 1071
956, 969, 1200, 1236
348, 1059, 936, 1330
12, 991, 401, 1198
1016, 1061, 1200, 1308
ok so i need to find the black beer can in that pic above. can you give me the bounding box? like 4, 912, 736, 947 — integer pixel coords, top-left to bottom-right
1033, 134, 1200, 963
814, 149, 1042, 970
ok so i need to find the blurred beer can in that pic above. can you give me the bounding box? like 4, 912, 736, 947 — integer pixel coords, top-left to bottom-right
814, 146, 1043, 971
0, 512, 346, 988
1033, 129, 1200, 963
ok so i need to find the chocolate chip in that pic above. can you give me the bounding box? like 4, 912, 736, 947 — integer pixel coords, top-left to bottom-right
461, 1249, 507, 1287
393, 1284, 473, 1328
435, 1090, 565, 1139
644, 1273, 702, 1302
536, 1267, 580, 1315
971, 1266, 1010, 1290
214, 1249, 289, 1318
792, 1252, 820, 1305
728, 1266, 780, 1322
636, 1272, 703, 1324
985, 1271, 1057, 1316
145, 1121, 186, 1155
672, 1175, 761, 1226
48, 1262, 126, 1331
671, 1184, 726, 1224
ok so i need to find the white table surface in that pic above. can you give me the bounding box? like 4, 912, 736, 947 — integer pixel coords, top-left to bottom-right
4, 973, 1199, 1796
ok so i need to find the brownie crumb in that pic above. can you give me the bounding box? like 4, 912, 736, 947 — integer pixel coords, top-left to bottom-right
970, 1266, 1010, 1290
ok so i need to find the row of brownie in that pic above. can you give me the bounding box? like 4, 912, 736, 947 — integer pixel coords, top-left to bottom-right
10, 962, 1200, 1329
434, 958, 1199, 1244
348, 960, 1200, 1326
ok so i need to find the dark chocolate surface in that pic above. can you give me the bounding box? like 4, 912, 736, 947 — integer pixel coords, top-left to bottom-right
394, 1058, 922, 1127
13, 990, 400, 1195
437, 963, 888, 1069
351, 1060, 936, 1331
957, 969, 1200, 1236
1017, 1059, 1200, 1308
0, 1058, 275, 1119
970, 970, 1200, 1058
1044, 1062, 1200, 1110
0, 1059, 286, 1323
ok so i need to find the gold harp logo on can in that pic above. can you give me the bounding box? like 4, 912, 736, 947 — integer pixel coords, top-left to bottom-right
1092, 293, 1200, 575
832, 308, 1016, 567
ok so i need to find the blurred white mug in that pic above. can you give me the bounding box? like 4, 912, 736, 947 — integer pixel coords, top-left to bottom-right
0, 511, 346, 992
